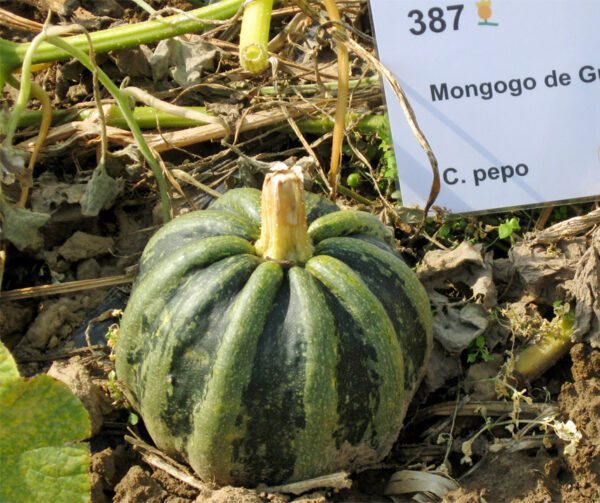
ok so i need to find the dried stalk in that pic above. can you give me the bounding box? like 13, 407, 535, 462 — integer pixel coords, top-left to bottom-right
0, 274, 134, 301
0, 7, 43, 33
532, 207, 600, 244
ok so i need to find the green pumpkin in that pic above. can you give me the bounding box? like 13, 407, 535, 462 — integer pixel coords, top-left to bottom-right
115, 167, 432, 487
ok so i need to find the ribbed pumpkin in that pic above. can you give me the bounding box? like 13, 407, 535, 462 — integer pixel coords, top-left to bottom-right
115, 166, 432, 487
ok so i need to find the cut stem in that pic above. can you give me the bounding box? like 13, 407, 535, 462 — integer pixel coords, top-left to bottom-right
513, 313, 575, 382
239, 0, 274, 73
255, 164, 313, 264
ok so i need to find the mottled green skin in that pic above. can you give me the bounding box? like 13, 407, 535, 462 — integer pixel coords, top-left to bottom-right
115, 188, 432, 487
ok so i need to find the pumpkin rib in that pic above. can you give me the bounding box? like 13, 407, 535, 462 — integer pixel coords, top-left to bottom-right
308, 211, 395, 248
208, 189, 339, 228
133, 254, 263, 455
115, 236, 255, 399
305, 255, 405, 460
139, 210, 259, 276
222, 266, 340, 486
209, 188, 262, 226
314, 236, 433, 397
286, 267, 338, 481
188, 261, 284, 485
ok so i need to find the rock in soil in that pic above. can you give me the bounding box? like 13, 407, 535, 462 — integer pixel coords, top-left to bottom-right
114, 466, 167, 503
58, 231, 114, 262
18, 294, 101, 350
47, 357, 112, 435
0, 301, 34, 349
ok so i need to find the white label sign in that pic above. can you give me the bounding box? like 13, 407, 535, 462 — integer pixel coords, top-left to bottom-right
370, 0, 600, 213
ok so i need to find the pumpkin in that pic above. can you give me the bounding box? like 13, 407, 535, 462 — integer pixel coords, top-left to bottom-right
115, 165, 432, 487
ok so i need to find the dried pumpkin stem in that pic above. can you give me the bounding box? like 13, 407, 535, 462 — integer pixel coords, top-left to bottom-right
255, 164, 313, 264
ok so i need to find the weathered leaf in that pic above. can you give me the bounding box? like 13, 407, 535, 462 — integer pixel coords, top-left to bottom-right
0, 341, 91, 503
149, 37, 219, 86
0, 144, 26, 184
0, 204, 50, 251
80, 163, 122, 216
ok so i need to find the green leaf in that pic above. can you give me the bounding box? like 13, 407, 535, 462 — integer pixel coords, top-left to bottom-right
0, 342, 19, 383
0, 203, 50, 251
0, 341, 91, 503
498, 217, 520, 240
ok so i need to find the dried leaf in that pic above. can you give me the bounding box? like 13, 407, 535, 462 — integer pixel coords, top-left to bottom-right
433, 303, 489, 354
30, 172, 87, 214
80, 162, 122, 216
149, 37, 219, 87
569, 227, 600, 347
510, 239, 585, 304
418, 241, 497, 309
0, 203, 50, 251
0, 144, 26, 184
422, 341, 461, 394
385, 470, 459, 499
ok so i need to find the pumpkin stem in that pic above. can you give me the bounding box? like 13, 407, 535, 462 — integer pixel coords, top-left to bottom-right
255, 164, 313, 264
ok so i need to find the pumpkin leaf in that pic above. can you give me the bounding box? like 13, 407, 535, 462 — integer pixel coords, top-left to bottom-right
0, 341, 19, 383
0, 341, 91, 503
80, 161, 122, 216
0, 202, 50, 251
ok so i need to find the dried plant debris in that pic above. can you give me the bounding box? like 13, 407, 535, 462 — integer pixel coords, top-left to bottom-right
568, 227, 600, 347
0, 144, 26, 185
111, 46, 153, 79
30, 172, 87, 214
510, 238, 586, 305
80, 161, 123, 217
149, 36, 220, 87
0, 203, 50, 251
418, 241, 497, 309
433, 303, 489, 354
384, 470, 459, 501
422, 341, 461, 395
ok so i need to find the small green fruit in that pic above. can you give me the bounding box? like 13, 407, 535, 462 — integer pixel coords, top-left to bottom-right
347, 173, 361, 187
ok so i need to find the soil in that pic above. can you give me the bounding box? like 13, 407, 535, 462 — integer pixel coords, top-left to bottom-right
1, 1, 599, 502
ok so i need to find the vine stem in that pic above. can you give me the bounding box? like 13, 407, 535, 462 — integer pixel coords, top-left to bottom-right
239, 0, 274, 73
0, 0, 244, 73
16, 106, 388, 136
3, 31, 49, 146
45, 34, 172, 222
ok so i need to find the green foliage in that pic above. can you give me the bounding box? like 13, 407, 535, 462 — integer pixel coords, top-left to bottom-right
498, 217, 520, 240
0, 342, 91, 503
466, 335, 492, 364
375, 120, 397, 182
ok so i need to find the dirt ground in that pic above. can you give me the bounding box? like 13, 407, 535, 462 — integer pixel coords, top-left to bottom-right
1, 1, 599, 502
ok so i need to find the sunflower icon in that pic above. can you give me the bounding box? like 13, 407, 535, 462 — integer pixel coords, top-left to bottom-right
477, 0, 498, 26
